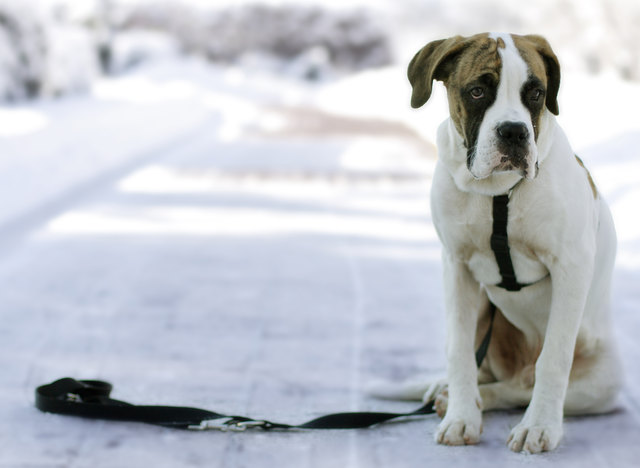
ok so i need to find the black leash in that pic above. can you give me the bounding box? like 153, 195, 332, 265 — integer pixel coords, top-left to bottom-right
35, 189, 527, 432
35, 306, 496, 432
35, 378, 434, 431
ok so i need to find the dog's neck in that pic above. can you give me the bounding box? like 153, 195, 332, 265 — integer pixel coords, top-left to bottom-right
437, 111, 558, 196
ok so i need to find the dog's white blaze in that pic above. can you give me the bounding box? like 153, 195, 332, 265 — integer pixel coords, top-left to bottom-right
470, 33, 538, 180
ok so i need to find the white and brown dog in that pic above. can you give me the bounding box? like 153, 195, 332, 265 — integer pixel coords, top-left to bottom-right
387, 33, 622, 453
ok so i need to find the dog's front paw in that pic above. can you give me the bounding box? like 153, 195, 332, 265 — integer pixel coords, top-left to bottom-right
507, 420, 562, 453
435, 410, 482, 446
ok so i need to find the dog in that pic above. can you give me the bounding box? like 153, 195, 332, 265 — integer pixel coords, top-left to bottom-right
382, 33, 622, 454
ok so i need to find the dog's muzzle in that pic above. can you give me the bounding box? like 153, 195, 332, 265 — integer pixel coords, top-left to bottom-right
494, 121, 535, 178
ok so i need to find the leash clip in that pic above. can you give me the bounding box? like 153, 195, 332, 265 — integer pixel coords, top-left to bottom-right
65, 393, 83, 403
188, 418, 269, 432
188, 419, 233, 431
233, 420, 271, 430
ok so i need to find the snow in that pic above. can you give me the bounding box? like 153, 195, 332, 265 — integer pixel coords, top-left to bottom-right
1, 2, 640, 467
4, 0, 640, 102
0, 54, 638, 467
0, 0, 48, 100
106, 30, 181, 75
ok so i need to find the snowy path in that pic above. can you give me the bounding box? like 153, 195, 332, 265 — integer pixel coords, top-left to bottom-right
1, 65, 640, 467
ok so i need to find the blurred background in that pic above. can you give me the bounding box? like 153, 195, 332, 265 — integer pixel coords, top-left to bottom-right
2, 1, 640, 466
2, 0, 640, 100
1, 0, 638, 265
1, 0, 639, 237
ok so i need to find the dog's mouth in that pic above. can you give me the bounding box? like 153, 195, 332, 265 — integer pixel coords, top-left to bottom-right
494, 151, 537, 179
468, 149, 538, 180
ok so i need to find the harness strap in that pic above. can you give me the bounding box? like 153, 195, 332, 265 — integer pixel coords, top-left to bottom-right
491, 194, 529, 291
35, 306, 497, 432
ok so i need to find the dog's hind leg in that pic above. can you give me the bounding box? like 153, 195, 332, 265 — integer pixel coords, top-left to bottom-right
435, 342, 622, 416
432, 378, 534, 417
562, 342, 622, 415
479, 381, 533, 411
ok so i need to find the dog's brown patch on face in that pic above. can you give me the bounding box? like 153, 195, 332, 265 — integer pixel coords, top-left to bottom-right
511, 35, 551, 140
575, 155, 598, 199
496, 37, 506, 49
512, 34, 561, 119
512, 36, 548, 87
443, 34, 502, 155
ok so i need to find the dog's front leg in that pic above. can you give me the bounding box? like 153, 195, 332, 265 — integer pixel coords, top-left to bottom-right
436, 255, 486, 446
507, 257, 593, 454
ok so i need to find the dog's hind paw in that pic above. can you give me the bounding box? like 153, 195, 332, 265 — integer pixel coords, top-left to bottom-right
434, 387, 449, 418
422, 378, 448, 404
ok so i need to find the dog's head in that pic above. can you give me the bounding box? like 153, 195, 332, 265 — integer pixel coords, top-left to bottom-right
408, 33, 560, 180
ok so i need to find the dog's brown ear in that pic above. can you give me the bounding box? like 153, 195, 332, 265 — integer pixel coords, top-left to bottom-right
407, 36, 467, 109
523, 35, 561, 115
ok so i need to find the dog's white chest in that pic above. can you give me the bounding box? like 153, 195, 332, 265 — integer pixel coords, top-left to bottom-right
431, 179, 548, 288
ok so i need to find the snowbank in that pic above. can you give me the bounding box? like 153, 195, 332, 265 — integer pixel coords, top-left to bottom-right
3, 0, 640, 103
0, 0, 393, 102
43, 25, 100, 97
0, 0, 99, 100
118, 3, 392, 80
0, 1, 48, 100
108, 30, 181, 74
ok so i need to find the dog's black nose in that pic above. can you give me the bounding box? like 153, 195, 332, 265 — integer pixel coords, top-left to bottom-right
497, 122, 529, 145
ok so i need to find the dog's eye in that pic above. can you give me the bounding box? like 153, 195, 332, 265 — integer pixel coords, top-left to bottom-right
530, 89, 544, 102
469, 87, 485, 99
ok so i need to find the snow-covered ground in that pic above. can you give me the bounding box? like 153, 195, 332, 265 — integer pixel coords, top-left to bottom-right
1, 26, 640, 468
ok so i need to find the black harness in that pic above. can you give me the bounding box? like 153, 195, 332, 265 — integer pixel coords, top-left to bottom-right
490, 192, 532, 291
